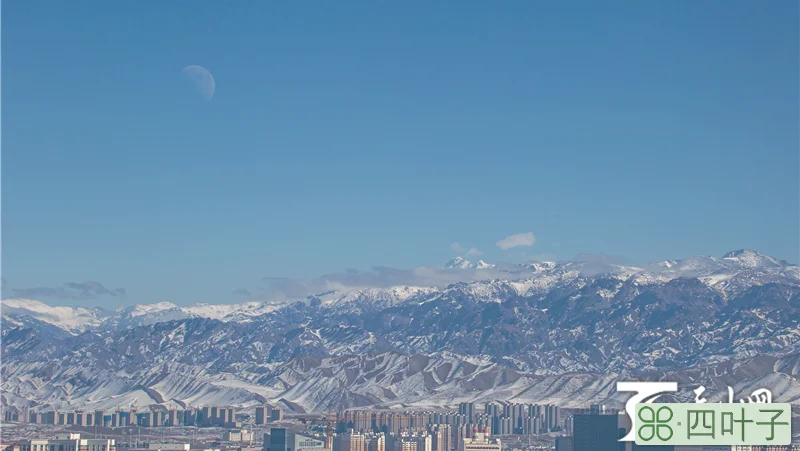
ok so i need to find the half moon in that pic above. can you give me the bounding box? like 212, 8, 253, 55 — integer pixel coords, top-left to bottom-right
182, 65, 215, 100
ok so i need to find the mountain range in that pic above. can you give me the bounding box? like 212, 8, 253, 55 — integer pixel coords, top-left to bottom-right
2, 249, 800, 413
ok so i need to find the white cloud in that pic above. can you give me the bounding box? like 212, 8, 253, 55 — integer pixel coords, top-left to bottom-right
466, 248, 483, 256
496, 232, 536, 250
450, 242, 466, 253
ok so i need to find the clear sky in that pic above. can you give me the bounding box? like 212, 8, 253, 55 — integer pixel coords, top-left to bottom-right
2, 1, 798, 306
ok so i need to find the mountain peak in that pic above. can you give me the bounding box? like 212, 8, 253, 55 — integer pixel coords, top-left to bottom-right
445, 256, 473, 269
445, 257, 496, 270
722, 249, 784, 269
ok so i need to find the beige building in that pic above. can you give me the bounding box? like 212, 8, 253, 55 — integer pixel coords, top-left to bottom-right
392, 440, 414, 451
19, 434, 115, 451
224, 430, 253, 443
393, 434, 430, 451
458, 429, 499, 451
432, 426, 450, 451
335, 432, 365, 451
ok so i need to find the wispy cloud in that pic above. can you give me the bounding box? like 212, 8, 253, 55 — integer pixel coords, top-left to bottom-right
231, 288, 252, 297
10, 281, 126, 301
496, 232, 536, 250
232, 247, 636, 303
571, 253, 631, 277
450, 242, 466, 253
573, 253, 629, 265
466, 248, 483, 256
234, 264, 529, 302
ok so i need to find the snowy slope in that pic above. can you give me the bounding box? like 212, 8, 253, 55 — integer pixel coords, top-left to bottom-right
2, 249, 799, 412
0, 299, 108, 333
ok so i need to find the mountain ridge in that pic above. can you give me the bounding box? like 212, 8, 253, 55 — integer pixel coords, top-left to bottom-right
4, 249, 796, 334
2, 249, 799, 413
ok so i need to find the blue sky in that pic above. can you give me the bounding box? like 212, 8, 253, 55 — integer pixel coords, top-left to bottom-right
2, 1, 798, 306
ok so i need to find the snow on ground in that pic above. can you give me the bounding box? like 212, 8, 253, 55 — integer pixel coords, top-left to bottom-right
0, 299, 105, 332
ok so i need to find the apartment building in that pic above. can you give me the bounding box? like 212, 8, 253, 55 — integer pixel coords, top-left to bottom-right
17, 434, 115, 451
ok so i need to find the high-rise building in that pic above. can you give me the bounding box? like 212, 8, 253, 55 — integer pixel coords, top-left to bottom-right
167, 410, 178, 427
270, 408, 283, 422
457, 404, 474, 423
554, 437, 573, 451
268, 428, 287, 451
572, 412, 618, 451
137, 412, 151, 427
452, 425, 468, 451
546, 405, 560, 431
563, 416, 573, 436
199, 406, 212, 426
432, 425, 450, 451
94, 410, 105, 427
224, 407, 236, 424
183, 409, 196, 426
255, 406, 269, 425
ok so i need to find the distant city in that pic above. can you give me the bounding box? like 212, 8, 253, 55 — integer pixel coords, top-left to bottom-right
2, 402, 798, 451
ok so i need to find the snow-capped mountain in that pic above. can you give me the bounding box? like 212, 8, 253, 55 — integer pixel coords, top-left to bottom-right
2, 249, 799, 412
109, 300, 284, 328
0, 299, 109, 334
0, 299, 285, 333
445, 256, 474, 269
444, 257, 496, 270
723, 249, 787, 269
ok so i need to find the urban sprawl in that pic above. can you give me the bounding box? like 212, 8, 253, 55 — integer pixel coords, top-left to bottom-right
1, 403, 796, 451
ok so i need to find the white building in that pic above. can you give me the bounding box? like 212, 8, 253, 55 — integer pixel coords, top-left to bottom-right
224, 431, 252, 443
398, 434, 429, 451
19, 434, 115, 451
458, 428, 500, 451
